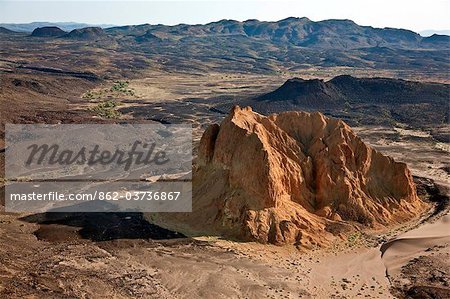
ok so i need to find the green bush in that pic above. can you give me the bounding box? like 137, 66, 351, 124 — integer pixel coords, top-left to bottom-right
89, 100, 121, 118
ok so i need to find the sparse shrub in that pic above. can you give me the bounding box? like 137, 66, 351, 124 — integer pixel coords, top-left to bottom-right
110, 81, 135, 96
82, 90, 95, 99
89, 100, 121, 118
110, 81, 129, 91
84, 81, 135, 101
347, 231, 362, 247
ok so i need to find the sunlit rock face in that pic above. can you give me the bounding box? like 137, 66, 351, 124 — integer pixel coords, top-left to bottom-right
155, 106, 425, 247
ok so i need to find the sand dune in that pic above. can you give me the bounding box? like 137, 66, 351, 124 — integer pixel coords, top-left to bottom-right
382, 213, 450, 275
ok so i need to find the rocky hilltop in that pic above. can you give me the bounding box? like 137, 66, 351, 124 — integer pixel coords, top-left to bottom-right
257, 76, 449, 108
155, 106, 426, 246
258, 78, 345, 108
63, 27, 106, 40
31, 26, 66, 37
216, 76, 449, 129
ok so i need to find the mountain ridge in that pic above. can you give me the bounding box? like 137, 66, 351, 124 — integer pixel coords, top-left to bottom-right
0, 22, 115, 33
3, 18, 448, 81
4, 18, 448, 48
102, 17, 449, 50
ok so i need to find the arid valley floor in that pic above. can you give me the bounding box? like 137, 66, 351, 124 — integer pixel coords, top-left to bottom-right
1, 21, 449, 299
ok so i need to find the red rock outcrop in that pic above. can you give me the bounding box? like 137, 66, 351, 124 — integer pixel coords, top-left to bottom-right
154, 106, 426, 247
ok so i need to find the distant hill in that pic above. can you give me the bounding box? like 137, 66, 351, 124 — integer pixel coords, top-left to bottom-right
105, 18, 449, 50
3, 19, 447, 49
420, 29, 450, 37
105, 24, 153, 36
258, 75, 448, 106
98, 18, 450, 77
0, 26, 17, 35
31, 26, 66, 37
258, 78, 345, 108
2, 18, 449, 79
135, 31, 162, 42
0, 22, 115, 33
62, 27, 107, 40
421, 34, 450, 47
214, 75, 449, 131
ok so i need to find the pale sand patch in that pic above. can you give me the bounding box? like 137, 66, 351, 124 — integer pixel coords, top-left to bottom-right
209, 240, 393, 299
436, 142, 450, 153
381, 213, 450, 276
394, 127, 431, 138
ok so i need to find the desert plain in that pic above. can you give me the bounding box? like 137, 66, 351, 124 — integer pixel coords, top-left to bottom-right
0, 19, 449, 298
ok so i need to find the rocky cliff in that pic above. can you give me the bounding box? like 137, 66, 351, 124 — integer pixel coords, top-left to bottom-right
154, 106, 426, 247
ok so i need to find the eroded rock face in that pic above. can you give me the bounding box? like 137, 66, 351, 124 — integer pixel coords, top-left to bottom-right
156, 106, 426, 247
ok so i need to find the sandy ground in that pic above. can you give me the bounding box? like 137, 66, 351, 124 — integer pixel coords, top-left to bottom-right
382, 214, 450, 277
381, 212, 450, 298
214, 241, 394, 298
0, 211, 312, 298
1, 172, 448, 299
1, 69, 449, 298
355, 125, 450, 297
0, 211, 393, 299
